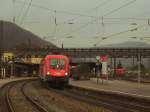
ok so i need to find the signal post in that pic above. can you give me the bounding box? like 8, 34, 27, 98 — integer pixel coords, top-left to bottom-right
100, 55, 108, 84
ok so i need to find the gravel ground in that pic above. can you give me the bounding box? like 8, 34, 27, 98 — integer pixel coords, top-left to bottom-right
25, 80, 111, 112
10, 82, 41, 112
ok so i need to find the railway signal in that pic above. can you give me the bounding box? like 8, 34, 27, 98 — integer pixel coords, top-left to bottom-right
100, 55, 108, 83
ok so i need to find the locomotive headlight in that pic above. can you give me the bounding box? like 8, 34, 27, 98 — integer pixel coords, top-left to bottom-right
65, 72, 68, 76
47, 72, 51, 75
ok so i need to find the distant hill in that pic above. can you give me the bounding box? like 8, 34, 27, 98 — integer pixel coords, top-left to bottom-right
98, 41, 150, 48
0, 21, 57, 50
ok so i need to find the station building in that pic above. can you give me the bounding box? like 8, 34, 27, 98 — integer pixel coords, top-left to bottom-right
2, 51, 14, 62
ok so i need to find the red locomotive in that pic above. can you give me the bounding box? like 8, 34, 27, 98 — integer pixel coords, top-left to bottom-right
39, 55, 70, 86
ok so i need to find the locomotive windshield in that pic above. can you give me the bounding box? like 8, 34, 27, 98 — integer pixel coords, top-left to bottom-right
50, 59, 65, 70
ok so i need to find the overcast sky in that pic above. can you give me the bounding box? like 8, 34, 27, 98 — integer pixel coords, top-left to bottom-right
1, 0, 150, 48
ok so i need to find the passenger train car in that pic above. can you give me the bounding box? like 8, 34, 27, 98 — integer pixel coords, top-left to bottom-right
39, 55, 70, 86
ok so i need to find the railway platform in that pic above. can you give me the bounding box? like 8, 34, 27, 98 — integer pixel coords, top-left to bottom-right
0, 77, 37, 88
69, 78, 150, 99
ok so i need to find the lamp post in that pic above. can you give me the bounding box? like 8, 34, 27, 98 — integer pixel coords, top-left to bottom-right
8, 61, 13, 77
137, 54, 141, 84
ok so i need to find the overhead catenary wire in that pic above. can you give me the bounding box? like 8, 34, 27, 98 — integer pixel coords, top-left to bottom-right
60, 0, 137, 40
68, 0, 112, 22
15, 0, 149, 30
15, 0, 96, 18
63, 0, 111, 38
15, 0, 148, 43
23, 17, 149, 23
15, 0, 142, 21
92, 0, 112, 11
17, 0, 27, 23
95, 24, 149, 45
20, 0, 33, 25
19, 0, 111, 42
12, 0, 16, 23
104, 0, 136, 17
22, 20, 147, 26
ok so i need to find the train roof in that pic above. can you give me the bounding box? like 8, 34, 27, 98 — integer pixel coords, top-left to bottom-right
45, 55, 69, 59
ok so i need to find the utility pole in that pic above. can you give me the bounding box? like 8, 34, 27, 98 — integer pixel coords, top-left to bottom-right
137, 53, 141, 84
61, 43, 64, 48
0, 21, 4, 78
113, 57, 116, 78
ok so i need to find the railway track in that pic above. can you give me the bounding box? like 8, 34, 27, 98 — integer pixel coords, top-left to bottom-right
68, 85, 150, 112
46, 84, 150, 112
124, 78, 150, 84
6, 83, 15, 112
1, 79, 150, 112
0, 82, 16, 112
0, 79, 49, 112
21, 81, 49, 112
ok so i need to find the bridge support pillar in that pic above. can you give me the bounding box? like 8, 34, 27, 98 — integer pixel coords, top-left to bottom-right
113, 57, 116, 77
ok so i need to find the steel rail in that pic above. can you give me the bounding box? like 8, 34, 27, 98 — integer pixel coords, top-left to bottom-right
0, 81, 20, 112
124, 78, 150, 84
5, 85, 16, 112
66, 85, 150, 112
46, 84, 150, 112
0, 78, 38, 112
48, 87, 134, 112
21, 82, 49, 112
